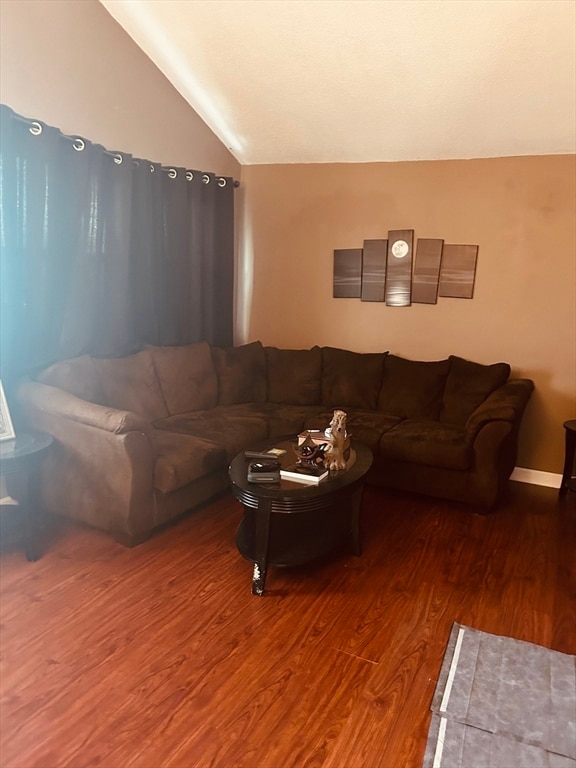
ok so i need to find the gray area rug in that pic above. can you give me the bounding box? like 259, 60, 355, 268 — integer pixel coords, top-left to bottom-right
423, 623, 576, 768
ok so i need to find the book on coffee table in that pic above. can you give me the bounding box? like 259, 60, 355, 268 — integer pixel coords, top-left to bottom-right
280, 462, 329, 485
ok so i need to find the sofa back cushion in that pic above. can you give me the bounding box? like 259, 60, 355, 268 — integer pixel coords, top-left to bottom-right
377, 355, 450, 419
150, 343, 217, 415
212, 341, 267, 405
440, 355, 511, 425
321, 347, 386, 410
92, 349, 168, 420
265, 346, 322, 405
37, 355, 104, 404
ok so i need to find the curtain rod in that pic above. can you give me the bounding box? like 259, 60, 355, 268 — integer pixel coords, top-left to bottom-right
11, 113, 240, 188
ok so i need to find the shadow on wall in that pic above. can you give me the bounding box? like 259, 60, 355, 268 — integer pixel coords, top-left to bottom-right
513, 366, 574, 473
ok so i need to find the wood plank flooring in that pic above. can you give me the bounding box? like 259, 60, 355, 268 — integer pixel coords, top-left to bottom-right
1, 482, 574, 768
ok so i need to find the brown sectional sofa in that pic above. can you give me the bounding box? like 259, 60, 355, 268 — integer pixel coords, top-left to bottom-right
17, 341, 534, 546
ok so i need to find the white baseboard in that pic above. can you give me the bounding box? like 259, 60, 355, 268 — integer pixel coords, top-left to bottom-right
510, 467, 562, 489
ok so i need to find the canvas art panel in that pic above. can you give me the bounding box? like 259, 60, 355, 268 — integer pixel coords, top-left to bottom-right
385, 229, 414, 307
333, 248, 363, 298
412, 238, 444, 304
438, 244, 479, 299
361, 239, 387, 302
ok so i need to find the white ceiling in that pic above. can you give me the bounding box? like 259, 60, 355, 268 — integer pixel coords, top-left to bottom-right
100, 0, 576, 165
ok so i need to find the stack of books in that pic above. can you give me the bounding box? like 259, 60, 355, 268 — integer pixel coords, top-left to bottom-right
279, 462, 329, 485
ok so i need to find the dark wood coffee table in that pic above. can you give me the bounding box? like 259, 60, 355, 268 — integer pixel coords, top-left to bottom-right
229, 437, 373, 595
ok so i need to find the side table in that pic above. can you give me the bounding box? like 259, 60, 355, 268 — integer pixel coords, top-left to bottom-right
559, 420, 576, 497
0, 431, 53, 561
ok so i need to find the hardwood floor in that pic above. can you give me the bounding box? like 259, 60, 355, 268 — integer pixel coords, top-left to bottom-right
1, 482, 574, 768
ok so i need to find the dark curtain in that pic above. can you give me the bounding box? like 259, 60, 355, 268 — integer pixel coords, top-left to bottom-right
0, 104, 235, 390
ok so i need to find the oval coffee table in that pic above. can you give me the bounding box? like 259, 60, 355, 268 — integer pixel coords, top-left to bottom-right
229, 436, 373, 595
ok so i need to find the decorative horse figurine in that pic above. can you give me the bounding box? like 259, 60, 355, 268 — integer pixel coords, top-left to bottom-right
323, 409, 348, 471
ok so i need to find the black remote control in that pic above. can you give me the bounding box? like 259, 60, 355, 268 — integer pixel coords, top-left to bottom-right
244, 451, 279, 460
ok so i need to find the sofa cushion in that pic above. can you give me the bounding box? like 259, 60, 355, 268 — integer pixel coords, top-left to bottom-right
209, 403, 325, 439
321, 347, 386, 410
152, 430, 227, 494
149, 342, 217, 415
377, 355, 450, 419
37, 355, 104, 404
154, 411, 268, 461
92, 350, 168, 420
212, 341, 267, 405
304, 409, 402, 455
265, 346, 322, 405
440, 356, 511, 425
215, 402, 326, 439
379, 420, 471, 470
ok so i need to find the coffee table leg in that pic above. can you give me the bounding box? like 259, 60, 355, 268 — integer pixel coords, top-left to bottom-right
252, 499, 272, 596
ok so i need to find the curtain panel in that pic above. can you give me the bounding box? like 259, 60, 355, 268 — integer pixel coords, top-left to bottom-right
0, 105, 234, 390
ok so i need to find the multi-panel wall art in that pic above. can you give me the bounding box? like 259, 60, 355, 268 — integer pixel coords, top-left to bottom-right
334, 229, 478, 304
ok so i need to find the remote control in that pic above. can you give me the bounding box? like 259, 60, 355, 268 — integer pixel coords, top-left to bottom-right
244, 451, 280, 460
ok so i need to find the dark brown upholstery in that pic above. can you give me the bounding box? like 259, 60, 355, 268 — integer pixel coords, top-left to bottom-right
465, 380, 533, 436
304, 409, 402, 454
152, 430, 227, 494
211, 341, 267, 405
379, 421, 470, 471
150, 343, 217, 415
440, 356, 511, 425
378, 355, 450, 419
154, 411, 268, 461
265, 346, 322, 405
18, 341, 534, 546
321, 347, 387, 409
92, 350, 168, 421
38, 355, 104, 404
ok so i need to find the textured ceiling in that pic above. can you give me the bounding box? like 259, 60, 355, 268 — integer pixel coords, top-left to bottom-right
100, 0, 576, 165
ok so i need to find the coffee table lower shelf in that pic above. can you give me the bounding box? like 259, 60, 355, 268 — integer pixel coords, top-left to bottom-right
230, 438, 373, 596
233, 483, 363, 595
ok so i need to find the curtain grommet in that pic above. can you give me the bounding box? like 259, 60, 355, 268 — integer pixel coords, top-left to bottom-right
73, 138, 85, 152
186, 171, 194, 181
113, 153, 123, 165
217, 177, 226, 187
29, 121, 43, 136
202, 174, 210, 184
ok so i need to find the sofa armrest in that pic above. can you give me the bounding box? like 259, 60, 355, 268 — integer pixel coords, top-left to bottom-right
465, 379, 534, 437
459, 380, 533, 507
16, 379, 156, 545
18, 380, 151, 435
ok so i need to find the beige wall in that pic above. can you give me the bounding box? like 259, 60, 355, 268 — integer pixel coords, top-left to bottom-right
0, 0, 240, 178
239, 158, 576, 474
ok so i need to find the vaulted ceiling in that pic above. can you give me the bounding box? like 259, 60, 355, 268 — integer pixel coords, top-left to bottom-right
100, 0, 576, 165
